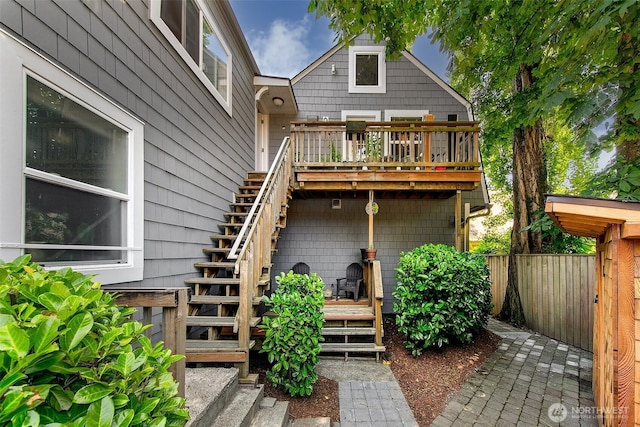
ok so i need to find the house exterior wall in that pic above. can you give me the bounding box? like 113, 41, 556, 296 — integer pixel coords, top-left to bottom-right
0, 0, 257, 287
267, 34, 486, 311
271, 197, 457, 312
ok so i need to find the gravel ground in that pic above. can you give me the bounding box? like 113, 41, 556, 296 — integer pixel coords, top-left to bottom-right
252, 315, 500, 425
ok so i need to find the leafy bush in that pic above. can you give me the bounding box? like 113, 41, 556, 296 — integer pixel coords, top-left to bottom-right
260, 271, 325, 397
0, 255, 189, 426
393, 244, 492, 356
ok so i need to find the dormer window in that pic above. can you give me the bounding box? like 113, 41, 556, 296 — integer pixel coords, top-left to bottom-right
151, 0, 232, 115
348, 46, 386, 93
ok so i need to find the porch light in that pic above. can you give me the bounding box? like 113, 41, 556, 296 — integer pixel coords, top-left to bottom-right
272, 96, 284, 107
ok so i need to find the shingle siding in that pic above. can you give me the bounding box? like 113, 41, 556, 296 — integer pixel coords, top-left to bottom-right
1, 0, 257, 288
272, 198, 458, 312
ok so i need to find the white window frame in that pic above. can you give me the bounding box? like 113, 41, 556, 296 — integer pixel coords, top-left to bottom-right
0, 30, 144, 284
348, 45, 386, 94
383, 110, 431, 159
341, 110, 381, 161
150, 0, 233, 116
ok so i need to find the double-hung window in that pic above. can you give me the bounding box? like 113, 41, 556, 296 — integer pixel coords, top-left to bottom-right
151, 0, 232, 115
348, 46, 386, 94
0, 31, 144, 284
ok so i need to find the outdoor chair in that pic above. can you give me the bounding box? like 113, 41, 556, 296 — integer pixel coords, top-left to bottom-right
336, 262, 363, 302
292, 262, 310, 275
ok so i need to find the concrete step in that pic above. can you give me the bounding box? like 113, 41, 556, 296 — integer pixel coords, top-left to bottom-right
212, 384, 264, 427
291, 418, 331, 427
185, 367, 238, 427
249, 398, 290, 427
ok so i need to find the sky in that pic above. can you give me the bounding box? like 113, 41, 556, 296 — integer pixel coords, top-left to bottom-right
228, 0, 450, 81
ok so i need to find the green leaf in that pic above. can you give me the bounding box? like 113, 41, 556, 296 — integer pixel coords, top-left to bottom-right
0, 323, 30, 358
60, 312, 93, 351
85, 396, 114, 427
113, 409, 134, 427
73, 384, 113, 404
116, 352, 135, 377
32, 315, 60, 353
37, 293, 65, 313
49, 385, 73, 411
0, 371, 26, 396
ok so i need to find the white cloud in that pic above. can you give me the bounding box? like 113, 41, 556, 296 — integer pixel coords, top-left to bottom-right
246, 15, 329, 78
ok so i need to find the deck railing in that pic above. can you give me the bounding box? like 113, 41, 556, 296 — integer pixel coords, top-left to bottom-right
106, 287, 188, 397
290, 121, 480, 170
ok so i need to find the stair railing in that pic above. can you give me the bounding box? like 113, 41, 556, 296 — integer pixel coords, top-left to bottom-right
371, 260, 384, 347
227, 136, 292, 376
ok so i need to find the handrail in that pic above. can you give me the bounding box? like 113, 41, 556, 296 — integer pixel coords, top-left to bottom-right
371, 260, 384, 347
228, 136, 291, 261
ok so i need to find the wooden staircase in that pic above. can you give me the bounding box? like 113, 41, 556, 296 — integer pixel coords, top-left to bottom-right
183, 138, 294, 378
321, 301, 385, 360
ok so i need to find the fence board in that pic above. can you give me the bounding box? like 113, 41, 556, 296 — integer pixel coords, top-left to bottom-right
485, 254, 595, 351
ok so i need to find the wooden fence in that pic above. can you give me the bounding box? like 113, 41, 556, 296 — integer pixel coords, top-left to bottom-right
485, 254, 596, 351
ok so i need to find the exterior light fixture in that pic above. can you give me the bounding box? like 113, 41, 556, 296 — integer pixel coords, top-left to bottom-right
272, 96, 284, 107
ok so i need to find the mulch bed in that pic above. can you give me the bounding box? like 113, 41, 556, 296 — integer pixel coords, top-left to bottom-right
251, 315, 501, 426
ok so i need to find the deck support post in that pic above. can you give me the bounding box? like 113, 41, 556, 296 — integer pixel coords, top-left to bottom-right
455, 190, 462, 250
368, 190, 374, 248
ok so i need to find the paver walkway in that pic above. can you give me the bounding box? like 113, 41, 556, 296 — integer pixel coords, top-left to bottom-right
431, 318, 597, 426
328, 318, 597, 426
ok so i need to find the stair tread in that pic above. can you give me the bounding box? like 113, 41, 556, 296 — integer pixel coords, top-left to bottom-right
194, 261, 236, 268
186, 316, 261, 327
203, 247, 232, 254
210, 234, 239, 240
185, 339, 255, 351
189, 295, 262, 305
320, 343, 385, 352
323, 306, 375, 321
321, 327, 376, 335
250, 401, 289, 427
185, 277, 240, 285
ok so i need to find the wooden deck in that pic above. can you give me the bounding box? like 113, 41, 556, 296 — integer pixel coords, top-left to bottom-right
290, 120, 482, 195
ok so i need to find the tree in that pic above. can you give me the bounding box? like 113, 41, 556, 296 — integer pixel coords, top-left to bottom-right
308, 0, 638, 324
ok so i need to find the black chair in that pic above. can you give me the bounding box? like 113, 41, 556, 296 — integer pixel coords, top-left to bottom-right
336, 262, 363, 302
291, 262, 310, 275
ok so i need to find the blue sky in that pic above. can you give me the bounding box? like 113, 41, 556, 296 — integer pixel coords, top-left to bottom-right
229, 0, 450, 81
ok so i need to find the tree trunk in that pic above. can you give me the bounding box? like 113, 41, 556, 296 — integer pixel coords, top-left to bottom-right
498, 64, 547, 326
616, 28, 640, 164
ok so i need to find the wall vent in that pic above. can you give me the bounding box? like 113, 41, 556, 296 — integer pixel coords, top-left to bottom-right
331, 199, 342, 209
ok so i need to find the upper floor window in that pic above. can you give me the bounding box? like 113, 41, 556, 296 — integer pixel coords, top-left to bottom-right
348, 46, 386, 94
0, 31, 144, 284
151, 0, 232, 115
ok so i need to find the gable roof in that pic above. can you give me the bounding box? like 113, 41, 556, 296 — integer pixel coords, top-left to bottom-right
291, 38, 474, 120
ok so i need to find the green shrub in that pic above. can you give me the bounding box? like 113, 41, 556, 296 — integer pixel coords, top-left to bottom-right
393, 244, 493, 356
260, 271, 325, 397
0, 255, 189, 426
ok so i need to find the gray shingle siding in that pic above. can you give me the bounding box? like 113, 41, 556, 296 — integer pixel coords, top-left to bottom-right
1, 0, 257, 288
271, 198, 458, 313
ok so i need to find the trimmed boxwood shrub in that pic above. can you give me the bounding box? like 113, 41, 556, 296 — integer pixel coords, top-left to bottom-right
393, 244, 492, 356
0, 255, 189, 426
260, 271, 325, 397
